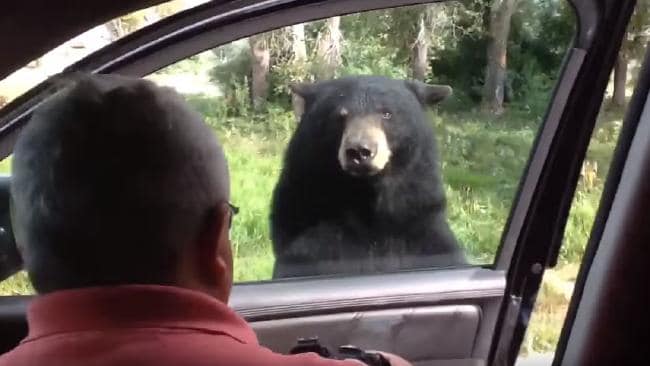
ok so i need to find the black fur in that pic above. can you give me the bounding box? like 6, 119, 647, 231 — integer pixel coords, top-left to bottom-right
271, 76, 466, 278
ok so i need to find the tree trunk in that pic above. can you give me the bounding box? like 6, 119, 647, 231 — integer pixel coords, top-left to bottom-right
291, 23, 308, 119
141, 8, 162, 25
291, 23, 307, 61
105, 20, 126, 41
612, 53, 628, 107
411, 15, 429, 81
314, 17, 342, 80
482, 0, 517, 115
249, 34, 270, 112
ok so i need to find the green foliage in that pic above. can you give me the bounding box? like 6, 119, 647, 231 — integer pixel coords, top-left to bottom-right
211, 42, 252, 85
209, 42, 253, 116
340, 43, 408, 79
0, 272, 32, 295
430, 35, 488, 104
623, 0, 650, 59
432, 0, 575, 117
0, 156, 11, 175
508, 60, 556, 118
202, 0, 582, 120
506, 0, 574, 117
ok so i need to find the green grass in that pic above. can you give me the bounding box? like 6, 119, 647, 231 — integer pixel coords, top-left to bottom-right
0, 97, 621, 354
210, 108, 546, 279
0, 157, 11, 175
0, 272, 32, 295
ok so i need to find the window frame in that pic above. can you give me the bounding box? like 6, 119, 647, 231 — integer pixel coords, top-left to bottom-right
553, 36, 650, 366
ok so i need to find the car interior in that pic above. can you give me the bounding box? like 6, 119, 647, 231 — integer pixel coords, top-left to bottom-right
0, 1, 648, 366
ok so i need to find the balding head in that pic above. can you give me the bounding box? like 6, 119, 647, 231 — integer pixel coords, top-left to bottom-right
10, 74, 231, 294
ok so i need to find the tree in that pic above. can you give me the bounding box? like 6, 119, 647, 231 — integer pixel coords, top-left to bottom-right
389, 3, 483, 82
411, 14, 429, 81
482, 0, 518, 115
290, 23, 308, 118
105, 20, 127, 41
104, 5, 171, 41
314, 17, 343, 80
291, 24, 307, 61
612, 0, 650, 108
249, 34, 270, 111
612, 53, 629, 107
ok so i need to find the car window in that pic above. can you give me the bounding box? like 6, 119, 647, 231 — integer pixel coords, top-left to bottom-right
0, 0, 576, 291
516, 1, 649, 360
144, 0, 576, 282
0, 0, 209, 109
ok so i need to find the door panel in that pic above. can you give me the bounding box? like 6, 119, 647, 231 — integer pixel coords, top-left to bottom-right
231, 268, 503, 365
253, 306, 481, 365
231, 269, 504, 319
0, 296, 28, 355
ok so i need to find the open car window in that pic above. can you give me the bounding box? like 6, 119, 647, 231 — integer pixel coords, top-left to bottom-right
3, 1, 577, 284
141, 1, 575, 282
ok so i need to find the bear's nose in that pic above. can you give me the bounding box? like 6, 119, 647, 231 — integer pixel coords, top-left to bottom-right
345, 143, 376, 163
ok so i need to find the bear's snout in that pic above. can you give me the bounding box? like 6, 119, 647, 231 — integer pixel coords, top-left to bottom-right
338, 116, 391, 177
344, 140, 377, 163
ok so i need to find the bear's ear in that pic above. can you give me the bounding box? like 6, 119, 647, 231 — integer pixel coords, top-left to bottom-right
405, 80, 453, 107
289, 82, 316, 98
289, 82, 317, 121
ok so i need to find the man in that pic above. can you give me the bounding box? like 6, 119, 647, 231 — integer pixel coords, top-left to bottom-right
0, 74, 411, 366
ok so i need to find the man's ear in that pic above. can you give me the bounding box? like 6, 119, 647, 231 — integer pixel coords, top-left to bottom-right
405, 80, 453, 107
289, 82, 317, 121
197, 204, 232, 301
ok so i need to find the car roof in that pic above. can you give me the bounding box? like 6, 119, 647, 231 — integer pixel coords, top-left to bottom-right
0, 0, 167, 80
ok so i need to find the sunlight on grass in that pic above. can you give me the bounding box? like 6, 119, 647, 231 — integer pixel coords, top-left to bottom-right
0, 156, 11, 175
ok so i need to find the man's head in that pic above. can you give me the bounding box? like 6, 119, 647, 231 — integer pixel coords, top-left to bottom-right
10, 74, 234, 300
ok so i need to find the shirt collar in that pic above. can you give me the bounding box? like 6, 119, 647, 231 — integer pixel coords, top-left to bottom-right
25, 284, 258, 345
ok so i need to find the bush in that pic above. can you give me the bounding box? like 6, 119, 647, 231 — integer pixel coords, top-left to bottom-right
209, 43, 253, 117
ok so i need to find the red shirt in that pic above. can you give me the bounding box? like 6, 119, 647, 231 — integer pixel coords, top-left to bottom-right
0, 285, 360, 366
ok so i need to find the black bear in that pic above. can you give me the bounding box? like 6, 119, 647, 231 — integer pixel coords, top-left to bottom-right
270, 76, 466, 278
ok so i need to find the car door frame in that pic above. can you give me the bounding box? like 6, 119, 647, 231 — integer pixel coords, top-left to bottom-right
488, 0, 637, 364
552, 39, 650, 366
0, 0, 638, 365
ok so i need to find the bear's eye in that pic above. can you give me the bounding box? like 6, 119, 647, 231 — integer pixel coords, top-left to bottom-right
382, 112, 392, 120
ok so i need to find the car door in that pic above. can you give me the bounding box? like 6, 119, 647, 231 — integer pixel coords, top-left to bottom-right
0, 1, 637, 366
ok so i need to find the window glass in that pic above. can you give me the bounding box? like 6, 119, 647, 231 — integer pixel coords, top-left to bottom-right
516, 1, 649, 359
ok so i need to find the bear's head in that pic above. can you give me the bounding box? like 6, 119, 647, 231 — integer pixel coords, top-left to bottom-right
290, 76, 452, 177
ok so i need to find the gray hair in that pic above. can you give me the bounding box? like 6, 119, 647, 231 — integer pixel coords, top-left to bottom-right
10, 74, 229, 293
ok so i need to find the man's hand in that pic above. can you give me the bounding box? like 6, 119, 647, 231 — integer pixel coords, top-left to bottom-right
341, 360, 369, 366
344, 351, 412, 366
373, 352, 412, 366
